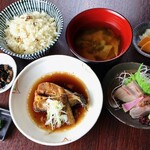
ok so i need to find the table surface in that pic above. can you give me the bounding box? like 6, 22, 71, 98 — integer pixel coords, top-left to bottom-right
0, 0, 150, 150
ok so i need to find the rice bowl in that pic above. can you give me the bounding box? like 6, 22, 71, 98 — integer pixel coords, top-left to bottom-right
0, 0, 63, 59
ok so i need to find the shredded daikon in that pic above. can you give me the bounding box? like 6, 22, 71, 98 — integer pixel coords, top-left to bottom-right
43, 97, 68, 130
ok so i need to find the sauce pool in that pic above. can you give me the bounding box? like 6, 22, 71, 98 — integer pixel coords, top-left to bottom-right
27, 72, 89, 132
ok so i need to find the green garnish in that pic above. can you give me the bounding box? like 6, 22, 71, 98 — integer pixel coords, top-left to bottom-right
124, 64, 150, 95
148, 114, 150, 120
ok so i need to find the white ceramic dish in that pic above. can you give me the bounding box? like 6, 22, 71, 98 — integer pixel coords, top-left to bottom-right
9, 55, 103, 146
0, 53, 17, 93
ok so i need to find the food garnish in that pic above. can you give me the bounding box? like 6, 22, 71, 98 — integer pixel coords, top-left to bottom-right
148, 114, 150, 120
139, 114, 150, 125
44, 97, 68, 130
138, 29, 150, 53
32, 82, 87, 131
124, 64, 150, 95
111, 64, 150, 125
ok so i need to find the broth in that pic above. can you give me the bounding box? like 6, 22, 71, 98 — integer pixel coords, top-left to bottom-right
27, 72, 89, 132
74, 25, 121, 61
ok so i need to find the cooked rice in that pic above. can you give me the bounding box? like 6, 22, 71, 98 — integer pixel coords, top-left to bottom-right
4, 11, 57, 54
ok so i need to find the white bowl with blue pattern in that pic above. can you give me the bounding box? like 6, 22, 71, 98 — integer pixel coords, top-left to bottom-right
0, 0, 63, 60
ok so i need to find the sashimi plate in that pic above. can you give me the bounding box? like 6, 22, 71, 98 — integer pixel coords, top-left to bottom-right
102, 62, 150, 129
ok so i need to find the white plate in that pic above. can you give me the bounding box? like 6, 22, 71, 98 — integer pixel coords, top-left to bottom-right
0, 53, 17, 93
9, 55, 103, 146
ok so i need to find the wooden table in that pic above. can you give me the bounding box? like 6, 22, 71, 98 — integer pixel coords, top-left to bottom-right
0, 0, 150, 149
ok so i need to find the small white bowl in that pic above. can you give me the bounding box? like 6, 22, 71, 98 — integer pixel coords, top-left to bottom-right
133, 22, 150, 58
0, 53, 17, 93
9, 55, 103, 146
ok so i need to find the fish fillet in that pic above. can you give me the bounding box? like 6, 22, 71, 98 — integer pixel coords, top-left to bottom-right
34, 82, 86, 112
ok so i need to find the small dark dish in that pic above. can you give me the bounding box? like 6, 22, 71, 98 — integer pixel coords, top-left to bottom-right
66, 8, 132, 63
133, 22, 150, 58
102, 62, 150, 129
0, 108, 12, 141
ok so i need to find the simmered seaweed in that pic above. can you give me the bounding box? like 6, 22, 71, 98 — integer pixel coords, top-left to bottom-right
0, 64, 13, 88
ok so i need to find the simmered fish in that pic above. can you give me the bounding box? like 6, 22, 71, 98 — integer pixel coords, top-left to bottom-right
33, 82, 87, 130
34, 82, 87, 112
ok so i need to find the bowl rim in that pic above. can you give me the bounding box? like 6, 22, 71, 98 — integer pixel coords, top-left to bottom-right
132, 21, 150, 58
66, 8, 133, 63
0, 0, 63, 60
9, 55, 103, 146
0, 53, 17, 93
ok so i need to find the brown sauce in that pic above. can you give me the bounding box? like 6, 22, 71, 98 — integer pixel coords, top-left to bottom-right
27, 72, 89, 132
